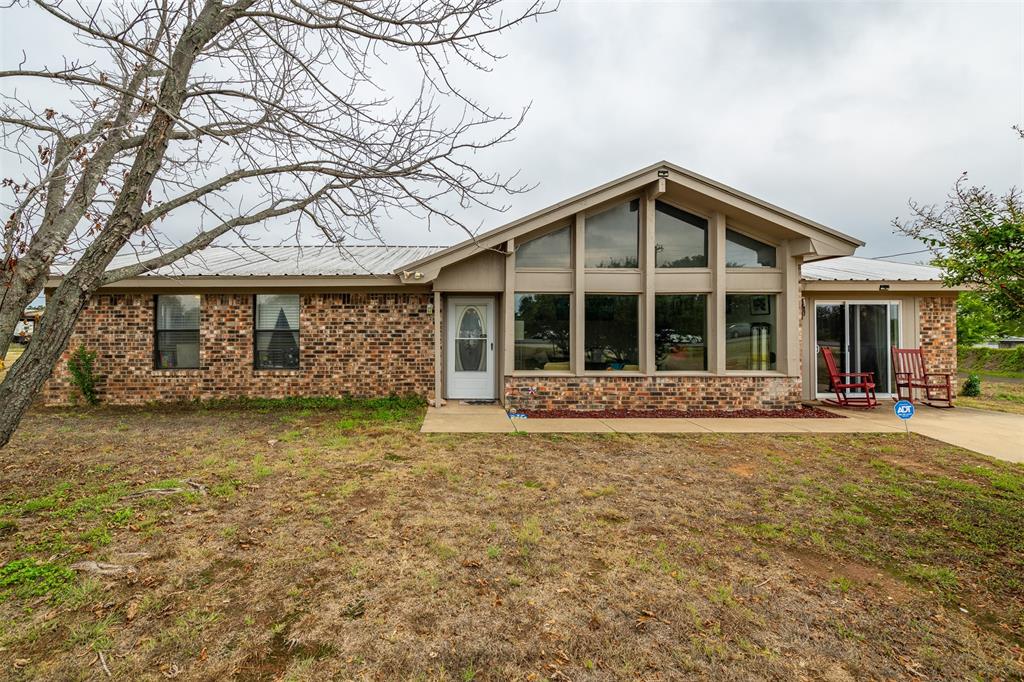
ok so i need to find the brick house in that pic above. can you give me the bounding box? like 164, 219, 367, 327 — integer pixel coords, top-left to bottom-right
44, 162, 960, 410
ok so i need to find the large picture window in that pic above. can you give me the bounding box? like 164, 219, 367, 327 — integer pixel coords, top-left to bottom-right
155, 295, 200, 369
516, 226, 571, 269
255, 294, 300, 369
655, 202, 708, 268
585, 200, 639, 268
584, 294, 639, 371
654, 295, 707, 371
726, 229, 776, 268
725, 294, 776, 371
513, 294, 570, 371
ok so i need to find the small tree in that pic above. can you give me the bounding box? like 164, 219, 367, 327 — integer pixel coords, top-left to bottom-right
894, 170, 1024, 324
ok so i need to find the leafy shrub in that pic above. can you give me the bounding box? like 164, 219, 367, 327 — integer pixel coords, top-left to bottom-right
67, 345, 99, 405
0, 558, 75, 598
961, 373, 981, 397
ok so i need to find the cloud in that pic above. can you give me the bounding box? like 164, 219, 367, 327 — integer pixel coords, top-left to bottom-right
2, 1, 1021, 262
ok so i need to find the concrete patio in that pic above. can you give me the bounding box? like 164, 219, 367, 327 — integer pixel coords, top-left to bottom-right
421, 401, 1024, 464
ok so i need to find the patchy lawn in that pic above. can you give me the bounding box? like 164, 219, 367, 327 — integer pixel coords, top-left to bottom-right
1, 400, 1022, 680
958, 377, 1024, 416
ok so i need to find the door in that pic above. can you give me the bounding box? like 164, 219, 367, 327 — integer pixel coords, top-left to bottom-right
446, 297, 496, 400
815, 302, 900, 396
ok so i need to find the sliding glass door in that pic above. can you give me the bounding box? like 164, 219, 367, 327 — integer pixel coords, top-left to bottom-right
815, 302, 900, 395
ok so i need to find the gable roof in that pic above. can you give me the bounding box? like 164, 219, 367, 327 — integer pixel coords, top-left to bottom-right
801, 256, 941, 282
396, 160, 865, 279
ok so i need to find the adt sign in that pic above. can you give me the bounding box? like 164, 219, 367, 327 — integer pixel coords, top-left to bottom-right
894, 400, 915, 420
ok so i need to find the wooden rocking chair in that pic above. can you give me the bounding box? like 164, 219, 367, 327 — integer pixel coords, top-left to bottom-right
890, 347, 954, 408
820, 346, 878, 408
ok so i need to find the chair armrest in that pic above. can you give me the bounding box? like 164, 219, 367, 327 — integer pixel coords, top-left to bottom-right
836, 371, 875, 379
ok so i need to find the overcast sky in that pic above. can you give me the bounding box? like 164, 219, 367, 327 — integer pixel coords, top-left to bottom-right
3, 1, 1022, 264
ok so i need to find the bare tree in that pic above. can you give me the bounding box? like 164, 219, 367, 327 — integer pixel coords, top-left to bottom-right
0, 0, 550, 447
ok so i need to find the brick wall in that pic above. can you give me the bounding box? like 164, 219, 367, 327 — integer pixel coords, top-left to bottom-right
504, 375, 802, 412
44, 292, 434, 405
918, 295, 957, 378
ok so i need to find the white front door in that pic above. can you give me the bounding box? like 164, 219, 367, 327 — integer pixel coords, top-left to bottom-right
446, 297, 495, 400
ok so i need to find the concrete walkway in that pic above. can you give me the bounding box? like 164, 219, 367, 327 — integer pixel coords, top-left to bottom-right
421, 401, 1024, 464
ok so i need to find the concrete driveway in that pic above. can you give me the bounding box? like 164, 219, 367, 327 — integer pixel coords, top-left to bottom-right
422, 401, 1024, 464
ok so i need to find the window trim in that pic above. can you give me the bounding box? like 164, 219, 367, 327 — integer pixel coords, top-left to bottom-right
724, 223, 780, 271
582, 196, 642, 271
652, 198, 712, 272
512, 292, 572, 373
581, 292, 641, 374
253, 294, 301, 371
653, 292, 710, 373
723, 292, 780, 374
514, 223, 574, 272
153, 294, 201, 370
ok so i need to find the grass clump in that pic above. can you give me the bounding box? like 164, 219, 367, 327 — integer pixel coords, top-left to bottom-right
0, 558, 75, 598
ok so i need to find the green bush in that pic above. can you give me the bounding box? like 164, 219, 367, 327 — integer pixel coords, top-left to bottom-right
961, 373, 981, 397
67, 345, 99, 405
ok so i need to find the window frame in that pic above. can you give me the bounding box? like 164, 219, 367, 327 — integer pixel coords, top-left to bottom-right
583, 197, 642, 272
724, 224, 780, 271
514, 223, 574, 272
653, 293, 710, 374
153, 294, 201, 370
511, 292, 573, 375
652, 199, 711, 271
723, 292, 779, 373
253, 294, 301, 371
582, 292, 642, 375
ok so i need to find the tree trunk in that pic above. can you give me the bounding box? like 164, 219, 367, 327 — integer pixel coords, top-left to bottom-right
0, 277, 88, 448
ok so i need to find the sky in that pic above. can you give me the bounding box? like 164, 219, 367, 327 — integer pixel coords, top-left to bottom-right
2, 1, 1023, 264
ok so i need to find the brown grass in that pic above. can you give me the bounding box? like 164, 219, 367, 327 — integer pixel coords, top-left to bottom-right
1, 400, 1022, 680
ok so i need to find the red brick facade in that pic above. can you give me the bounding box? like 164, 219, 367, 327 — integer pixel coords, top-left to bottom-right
919, 295, 958, 378
44, 292, 434, 405
504, 375, 802, 412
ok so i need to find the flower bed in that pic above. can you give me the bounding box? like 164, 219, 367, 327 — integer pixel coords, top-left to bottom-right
513, 406, 845, 419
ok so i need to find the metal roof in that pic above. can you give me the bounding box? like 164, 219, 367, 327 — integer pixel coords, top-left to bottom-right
801, 256, 942, 282
87, 245, 448, 277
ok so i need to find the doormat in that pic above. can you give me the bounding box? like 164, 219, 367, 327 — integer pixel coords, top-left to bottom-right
463, 400, 498, 406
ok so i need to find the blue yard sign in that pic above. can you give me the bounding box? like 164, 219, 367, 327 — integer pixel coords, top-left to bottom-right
894, 400, 915, 420
894, 399, 914, 437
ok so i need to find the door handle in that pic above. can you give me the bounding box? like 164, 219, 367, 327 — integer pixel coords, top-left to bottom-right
490, 342, 494, 350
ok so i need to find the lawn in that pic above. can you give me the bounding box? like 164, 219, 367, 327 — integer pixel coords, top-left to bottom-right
1, 400, 1022, 680
958, 377, 1024, 416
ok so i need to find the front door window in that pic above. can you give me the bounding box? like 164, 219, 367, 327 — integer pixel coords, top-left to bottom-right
455, 306, 487, 372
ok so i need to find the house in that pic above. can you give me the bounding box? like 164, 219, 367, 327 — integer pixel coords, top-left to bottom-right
43, 162, 959, 410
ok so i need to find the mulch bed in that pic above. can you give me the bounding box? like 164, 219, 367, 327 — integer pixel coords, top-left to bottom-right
513, 406, 845, 419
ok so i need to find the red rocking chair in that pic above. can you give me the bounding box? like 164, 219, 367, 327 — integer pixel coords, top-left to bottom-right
890, 347, 954, 408
820, 346, 878, 408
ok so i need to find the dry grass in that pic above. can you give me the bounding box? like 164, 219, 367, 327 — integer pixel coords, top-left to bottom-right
0, 346, 24, 382
1, 400, 1022, 680
958, 378, 1024, 415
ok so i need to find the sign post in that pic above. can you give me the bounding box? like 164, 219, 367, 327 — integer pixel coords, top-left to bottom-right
894, 399, 915, 438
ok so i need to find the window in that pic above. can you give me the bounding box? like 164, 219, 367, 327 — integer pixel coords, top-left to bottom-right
655, 202, 707, 268
516, 226, 571, 268
514, 294, 570, 371
654, 295, 707, 371
255, 295, 300, 369
584, 294, 639, 370
726, 229, 776, 268
585, 200, 639, 268
155, 295, 200, 369
725, 294, 776, 370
